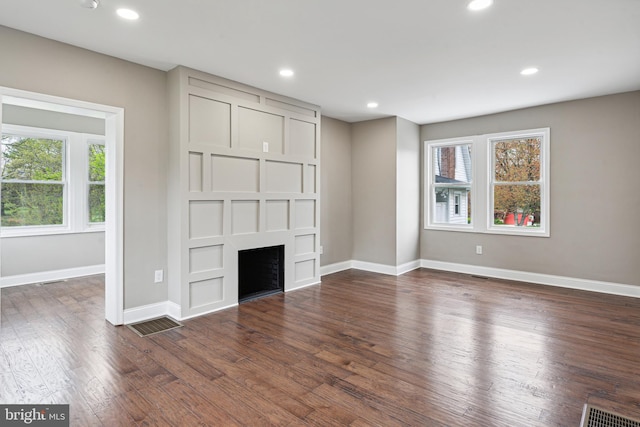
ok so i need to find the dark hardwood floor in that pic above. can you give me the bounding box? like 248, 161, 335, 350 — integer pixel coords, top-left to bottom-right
2, 268, 640, 426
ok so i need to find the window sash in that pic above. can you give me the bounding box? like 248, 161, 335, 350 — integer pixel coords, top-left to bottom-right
426, 140, 474, 229
87, 141, 106, 225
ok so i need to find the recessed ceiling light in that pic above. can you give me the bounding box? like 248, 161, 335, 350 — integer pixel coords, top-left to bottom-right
467, 0, 493, 11
279, 69, 294, 77
521, 67, 539, 76
116, 8, 139, 20
367, 102, 379, 109
81, 0, 99, 9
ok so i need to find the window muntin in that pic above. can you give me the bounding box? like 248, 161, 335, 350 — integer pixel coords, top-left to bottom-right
1, 132, 66, 228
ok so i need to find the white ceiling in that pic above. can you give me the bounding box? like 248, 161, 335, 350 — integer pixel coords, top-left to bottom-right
1, 0, 639, 124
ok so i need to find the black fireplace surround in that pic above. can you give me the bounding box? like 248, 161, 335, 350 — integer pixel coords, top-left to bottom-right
238, 245, 284, 303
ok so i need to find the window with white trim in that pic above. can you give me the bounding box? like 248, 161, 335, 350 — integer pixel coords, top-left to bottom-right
428, 142, 473, 229
0, 124, 105, 236
424, 128, 550, 236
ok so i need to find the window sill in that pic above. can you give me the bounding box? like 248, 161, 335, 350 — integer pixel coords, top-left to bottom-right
486, 226, 550, 238
425, 224, 475, 233
424, 225, 550, 238
0, 226, 105, 238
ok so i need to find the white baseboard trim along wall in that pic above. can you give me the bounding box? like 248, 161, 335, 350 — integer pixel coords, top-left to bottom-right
320, 260, 422, 277
419, 259, 640, 299
123, 300, 240, 324
0, 264, 105, 288
123, 280, 322, 324
123, 279, 323, 324
320, 259, 640, 299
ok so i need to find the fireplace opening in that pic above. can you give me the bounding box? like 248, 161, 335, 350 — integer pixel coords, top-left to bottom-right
238, 245, 284, 303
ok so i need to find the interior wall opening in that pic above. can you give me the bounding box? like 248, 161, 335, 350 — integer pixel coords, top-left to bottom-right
0, 87, 124, 324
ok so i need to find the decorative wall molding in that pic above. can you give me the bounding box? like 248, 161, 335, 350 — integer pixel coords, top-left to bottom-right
168, 66, 322, 319
0, 264, 105, 288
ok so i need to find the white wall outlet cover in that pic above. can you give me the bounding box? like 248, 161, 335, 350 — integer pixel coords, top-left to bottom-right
154, 269, 164, 283
263, 141, 269, 152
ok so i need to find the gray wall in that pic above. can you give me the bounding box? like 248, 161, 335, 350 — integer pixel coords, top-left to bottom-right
0, 26, 169, 308
396, 117, 420, 265
1, 104, 106, 277
421, 91, 640, 286
2, 233, 104, 276
320, 117, 353, 266
322, 116, 421, 269
351, 117, 398, 266
3, 104, 105, 134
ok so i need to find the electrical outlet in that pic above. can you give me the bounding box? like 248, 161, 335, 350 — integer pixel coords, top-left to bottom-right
319, 246, 324, 254
475, 245, 483, 255
154, 269, 164, 283
263, 141, 269, 152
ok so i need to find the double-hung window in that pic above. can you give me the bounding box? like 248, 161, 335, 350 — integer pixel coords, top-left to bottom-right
425, 127, 550, 237
489, 131, 548, 234
1, 124, 105, 236
1, 128, 67, 230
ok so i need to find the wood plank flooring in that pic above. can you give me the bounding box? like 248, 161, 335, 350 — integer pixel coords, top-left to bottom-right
2, 269, 640, 426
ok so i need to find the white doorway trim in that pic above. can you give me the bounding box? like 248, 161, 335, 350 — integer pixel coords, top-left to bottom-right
0, 86, 125, 325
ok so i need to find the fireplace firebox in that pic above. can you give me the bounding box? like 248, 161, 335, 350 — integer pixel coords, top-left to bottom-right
238, 245, 284, 303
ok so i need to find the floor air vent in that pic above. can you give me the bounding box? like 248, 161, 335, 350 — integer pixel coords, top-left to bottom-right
580, 404, 640, 427
127, 317, 183, 337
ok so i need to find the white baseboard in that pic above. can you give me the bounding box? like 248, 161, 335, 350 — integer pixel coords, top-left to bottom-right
124, 301, 170, 324
420, 259, 640, 299
166, 301, 181, 320
178, 302, 238, 321
287, 280, 321, 292
127, 259, 635, 326
320, 258, 638, 299
352, 260, 398, 276
124, 281, 323, 326
320, 261, 353, 276
396, 260, 422, 275
124, 300, 242, 324
0, 264, 105, 288
320, 259, 421, 277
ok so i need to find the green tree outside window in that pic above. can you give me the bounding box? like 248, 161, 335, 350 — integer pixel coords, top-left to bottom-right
88, 143, 106, 223
1, 135, 65, 227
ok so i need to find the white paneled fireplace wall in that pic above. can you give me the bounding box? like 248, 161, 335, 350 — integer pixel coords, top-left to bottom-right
168, 67, 321, 319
